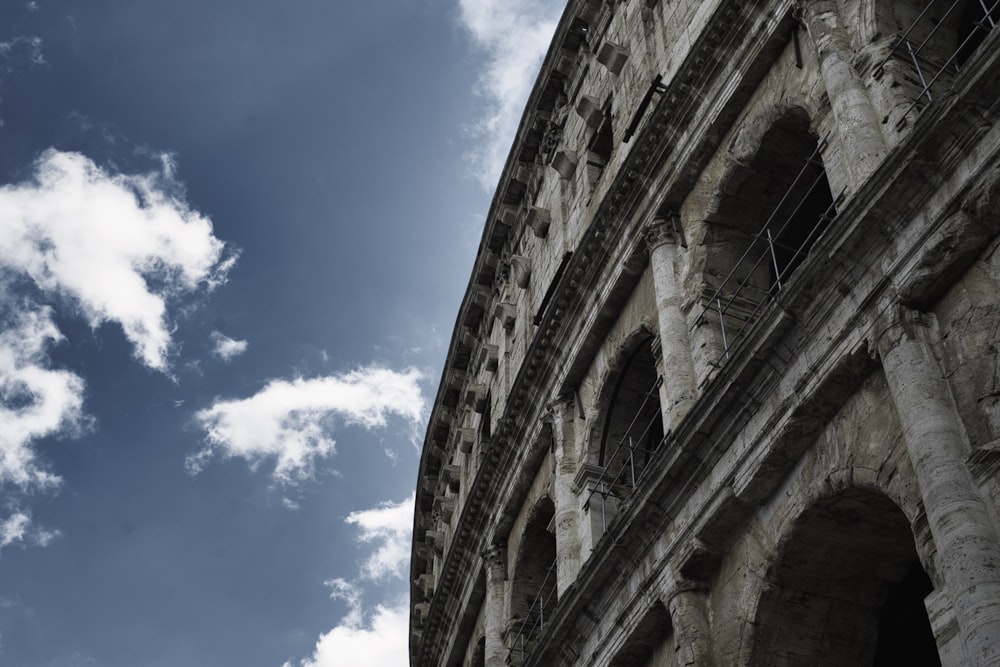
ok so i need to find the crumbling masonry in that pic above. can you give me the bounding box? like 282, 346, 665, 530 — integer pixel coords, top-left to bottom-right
410, 0, 1000, 664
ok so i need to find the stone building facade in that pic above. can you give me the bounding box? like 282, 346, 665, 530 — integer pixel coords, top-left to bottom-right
409, 0, 1000, 664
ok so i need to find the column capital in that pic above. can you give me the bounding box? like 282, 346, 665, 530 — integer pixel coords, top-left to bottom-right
546, 392, 576, 419
876, 304, 939, 358
482, 543, 507, 580
644, 212, 684, 251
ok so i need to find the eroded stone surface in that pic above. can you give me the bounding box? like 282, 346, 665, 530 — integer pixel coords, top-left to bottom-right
410, 1, 1000, 665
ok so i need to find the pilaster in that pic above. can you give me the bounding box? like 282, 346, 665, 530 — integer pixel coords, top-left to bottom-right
645, 213, 699, 433
483, 545, 508, 667
666, 581, 717, 667
801, 0, 888, 189
878, 306, 1000, 665
550, 396, 583, 594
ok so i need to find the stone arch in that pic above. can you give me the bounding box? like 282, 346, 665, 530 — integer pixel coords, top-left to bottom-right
705, 106, 834, 295
692, 105, 835, 371
507, 495, 557, 660
608, 601, 675, 667
587, 327, 664, 488
745, 486, 941, 667
860, 0, 994, 59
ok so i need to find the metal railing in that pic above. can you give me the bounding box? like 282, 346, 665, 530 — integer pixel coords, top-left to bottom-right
509, 557, 559, 664
697, 136, 841, 371
874, 0, 998, 123
583, 376, 665, 531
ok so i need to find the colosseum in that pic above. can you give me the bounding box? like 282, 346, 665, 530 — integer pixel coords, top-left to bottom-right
409, 0, 1000, 664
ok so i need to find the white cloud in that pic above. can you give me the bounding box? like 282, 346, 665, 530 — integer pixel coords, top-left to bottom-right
282, 495, 415, 667
0, 149, 231, 553
285, 598, 409, 667
346, 494, 413, 580
0, 510, 60, 552
458, 0, 564, 187
0, 512, 29, 548
0, 149, 235, 371
0, 36, 45, 67
0, 305, 86, 490
210, 330, 248, 362
190, 366, 424, 483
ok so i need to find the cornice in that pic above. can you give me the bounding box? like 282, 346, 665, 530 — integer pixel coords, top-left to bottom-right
411, 0, 796, 662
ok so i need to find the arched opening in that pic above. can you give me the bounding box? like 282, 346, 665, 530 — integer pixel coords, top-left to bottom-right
597, 336, 664, 491
702, 109, 835, 363
508, 497, 557, 663
874, 0, 998, 112
749, 488, 940, 666
956, 0, 998, 65
609, 601, 674, 667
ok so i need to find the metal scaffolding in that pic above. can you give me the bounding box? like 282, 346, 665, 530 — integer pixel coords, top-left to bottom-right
697, 135, 840, 370
875, 0, 999, 123
508, 558, 559, 664
583, 375, 665, 532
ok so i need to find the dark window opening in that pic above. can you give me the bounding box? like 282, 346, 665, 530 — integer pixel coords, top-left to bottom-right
598, 338, 664, 487
586, 108, 614, 193
873, 561, 941, 666
509, 499, 558, 663
957, 0, 998, 65
750, 489, 941, 667
479, 391, 491, 440
701, 110, 836, 366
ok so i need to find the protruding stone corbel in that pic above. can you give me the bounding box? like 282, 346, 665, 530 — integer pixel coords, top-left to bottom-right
527, 206, 551, 238
552, 151, 578, 180
433, 496, 455, 521
554, 51, 578, 76
440, 463, 460, 481
416, 572, 436, 597
575, 95, 604, 129
492, 302, 516, 329
470, 285, 492, 309
457, 427, 476, 453
596, 41, 629, 75
466, 383, 489, 413
413, 602, 430, 626
478, 343, 499, 373
446, 367, 467, 390
510, 256, 531, 289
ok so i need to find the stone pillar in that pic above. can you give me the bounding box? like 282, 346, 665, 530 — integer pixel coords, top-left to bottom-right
878, 308, 1000, 665
667, 582, 716, 667
801, 0, 888, 188
550, 397, 583, 594
645, 215, 698, 433
575, 463, 618, 554
483, 545, 508, 667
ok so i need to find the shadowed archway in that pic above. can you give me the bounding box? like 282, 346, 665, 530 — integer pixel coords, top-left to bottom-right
749, 488, 940, 666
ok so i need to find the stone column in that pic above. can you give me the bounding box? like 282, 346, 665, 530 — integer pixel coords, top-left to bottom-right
667, 582, 716, 667
801, 0, 888, 188
878, 308, 1000, 665
646, 215, 699, 433
483, 545, 508, 667
550, 397, 583, 594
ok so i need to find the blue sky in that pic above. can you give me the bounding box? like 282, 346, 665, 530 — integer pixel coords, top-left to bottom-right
0, 1, 562, 665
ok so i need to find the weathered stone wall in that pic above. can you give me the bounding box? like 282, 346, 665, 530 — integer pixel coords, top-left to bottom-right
410, 0, 1000, 664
